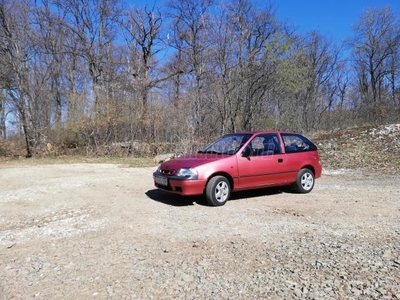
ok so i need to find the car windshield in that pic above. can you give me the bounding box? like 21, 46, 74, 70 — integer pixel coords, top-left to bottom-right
198, 134, 251, 155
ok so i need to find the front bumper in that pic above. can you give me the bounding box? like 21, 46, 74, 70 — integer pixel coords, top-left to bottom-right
153, 173, 206, 196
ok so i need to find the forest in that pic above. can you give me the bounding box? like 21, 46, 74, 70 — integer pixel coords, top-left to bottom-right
0, 0, 399, 157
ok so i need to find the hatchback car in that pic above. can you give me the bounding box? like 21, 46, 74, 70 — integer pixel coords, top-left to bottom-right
153, 131, 322, 206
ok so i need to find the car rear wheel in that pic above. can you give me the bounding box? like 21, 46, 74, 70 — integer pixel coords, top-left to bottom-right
295, 168, 315, 193
205, 176, 231, 206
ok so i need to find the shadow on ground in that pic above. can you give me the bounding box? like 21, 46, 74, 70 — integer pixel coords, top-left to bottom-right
145, 189, 206, 206
146, 186, 287, 207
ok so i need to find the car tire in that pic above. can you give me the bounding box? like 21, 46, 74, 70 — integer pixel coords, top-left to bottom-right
205, 176, 231, 206
294, 168, 315, 193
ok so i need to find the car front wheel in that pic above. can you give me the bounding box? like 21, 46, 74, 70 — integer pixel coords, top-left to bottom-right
295, 168, 315, 193
205, 176, 231, 206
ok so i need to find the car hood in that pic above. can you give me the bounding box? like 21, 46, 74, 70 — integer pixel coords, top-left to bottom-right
160, 154, 229, 171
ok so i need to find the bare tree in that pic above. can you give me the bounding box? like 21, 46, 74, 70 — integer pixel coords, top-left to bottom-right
123, 5, 166, 139
33, 1, 68, 130
228, 0, 281, 131
300, 31, 339, 131
0, 0, 397, 158
349, 6, 400, 122
0, 0, 36, 156
208, 4, 238, 133
385, 31, 400, 108
0, 90, 5, 138
55, 0, 122, 118
168, 0, 213, 138
0, 42, 11, 139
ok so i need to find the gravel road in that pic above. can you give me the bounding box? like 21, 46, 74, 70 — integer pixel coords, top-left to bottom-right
0, 164, 399, 299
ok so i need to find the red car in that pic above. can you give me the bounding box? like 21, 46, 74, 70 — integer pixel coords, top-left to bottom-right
153, 131, 322, 206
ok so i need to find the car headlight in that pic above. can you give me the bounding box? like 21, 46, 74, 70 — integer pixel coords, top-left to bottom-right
176, 168, 198, 179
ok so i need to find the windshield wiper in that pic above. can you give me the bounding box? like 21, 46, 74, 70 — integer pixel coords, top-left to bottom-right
198, 150, 220, 154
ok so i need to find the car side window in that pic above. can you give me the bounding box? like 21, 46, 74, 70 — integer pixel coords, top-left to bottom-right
249, 134, 281, 156
282, 134, 317, 153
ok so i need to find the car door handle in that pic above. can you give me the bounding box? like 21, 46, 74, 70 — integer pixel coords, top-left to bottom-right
278, 158, 283, 163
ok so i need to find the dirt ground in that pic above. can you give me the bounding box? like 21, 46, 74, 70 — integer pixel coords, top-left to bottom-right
0, 163, 399, 299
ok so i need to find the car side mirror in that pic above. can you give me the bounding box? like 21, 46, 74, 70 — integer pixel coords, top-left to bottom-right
241, 146, 251, 158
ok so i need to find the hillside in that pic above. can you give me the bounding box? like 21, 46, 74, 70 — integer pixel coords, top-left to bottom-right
313, 124, 400, 174
1, 124, 400, 175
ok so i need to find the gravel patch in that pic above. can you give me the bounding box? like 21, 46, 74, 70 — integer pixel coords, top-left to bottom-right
0, 164, 399, 299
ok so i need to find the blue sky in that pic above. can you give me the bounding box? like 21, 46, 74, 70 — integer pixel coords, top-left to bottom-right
274, 0, 400, 42
126, 0, 399, 43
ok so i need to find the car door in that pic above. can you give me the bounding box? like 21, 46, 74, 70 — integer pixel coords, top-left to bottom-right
237, 133, 288, 189
280, 133, 320, 182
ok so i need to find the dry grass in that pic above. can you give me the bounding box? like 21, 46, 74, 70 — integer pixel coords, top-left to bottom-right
0, 155, 156, 168
313, 124, 400, 174
1, 124, 399, 173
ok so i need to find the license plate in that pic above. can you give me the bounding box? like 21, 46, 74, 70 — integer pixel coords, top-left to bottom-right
155, 176, 168, 186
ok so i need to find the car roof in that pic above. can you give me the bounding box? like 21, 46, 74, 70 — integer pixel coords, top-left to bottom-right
228, 131, 300, 135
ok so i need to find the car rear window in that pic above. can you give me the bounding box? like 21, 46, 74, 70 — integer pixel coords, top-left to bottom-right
281, 134, 317, 153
